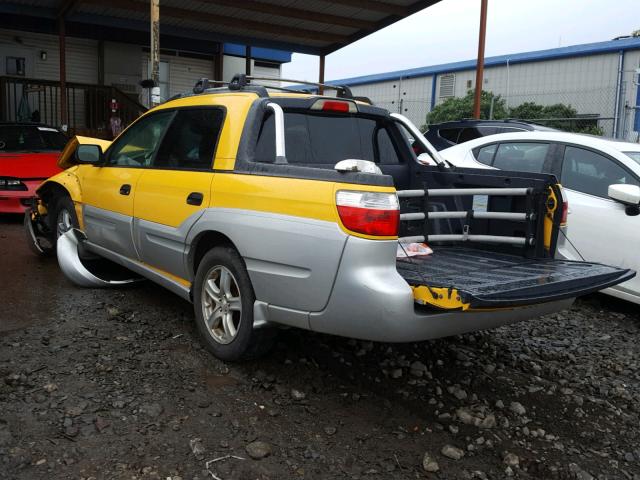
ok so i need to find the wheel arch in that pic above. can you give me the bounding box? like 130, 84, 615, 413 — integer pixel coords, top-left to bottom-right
36, 174, 83, 231
188, 230, 241, 279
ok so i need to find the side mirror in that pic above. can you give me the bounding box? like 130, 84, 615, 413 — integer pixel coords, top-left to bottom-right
75, 144, 103, 165
608, 184, 640, 205
334, 159, 382, 174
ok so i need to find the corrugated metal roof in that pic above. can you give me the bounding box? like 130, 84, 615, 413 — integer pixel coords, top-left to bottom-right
326, 36, 640, 87
0, 0, 442, 55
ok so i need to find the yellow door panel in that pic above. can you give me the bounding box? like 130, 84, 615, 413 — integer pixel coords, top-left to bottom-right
134, 170, 214, 227
78, 165, 144, 216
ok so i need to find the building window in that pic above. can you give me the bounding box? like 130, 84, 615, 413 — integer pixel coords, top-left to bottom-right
439, 73, 455, 98
6, 57, 26, 76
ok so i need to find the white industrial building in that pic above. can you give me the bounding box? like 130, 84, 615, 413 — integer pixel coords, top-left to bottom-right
329, 37, 640, 140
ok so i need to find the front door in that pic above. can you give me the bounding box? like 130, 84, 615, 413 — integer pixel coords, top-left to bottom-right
558, 145, 640, 298
79, 110, 174, 258
133, 107, 224, 280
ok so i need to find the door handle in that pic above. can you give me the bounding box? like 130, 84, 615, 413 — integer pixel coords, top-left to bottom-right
186, 192, 204, 206
119, 184, 131, 196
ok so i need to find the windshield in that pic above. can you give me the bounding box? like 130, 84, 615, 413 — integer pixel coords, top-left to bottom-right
623, 151, 640, 166
0, 125, 67, 153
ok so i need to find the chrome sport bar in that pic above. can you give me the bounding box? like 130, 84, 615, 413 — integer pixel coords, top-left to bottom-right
399, 234, 531, 246
397, 187, 532, 198
400, 211, 530, 221
266, 102, 287, 164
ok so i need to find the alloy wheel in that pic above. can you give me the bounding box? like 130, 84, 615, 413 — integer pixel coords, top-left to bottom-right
201, 265, 242, 345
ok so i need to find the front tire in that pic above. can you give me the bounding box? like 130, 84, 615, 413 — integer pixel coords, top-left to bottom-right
193, 246, 275, 361
52, 196, 79, 238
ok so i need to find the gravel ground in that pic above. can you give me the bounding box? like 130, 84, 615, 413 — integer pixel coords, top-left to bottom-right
1, 217, 639, 480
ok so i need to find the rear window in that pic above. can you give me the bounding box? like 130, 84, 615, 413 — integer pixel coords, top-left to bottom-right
254, 112, 403, 165
0, 126, 67, 152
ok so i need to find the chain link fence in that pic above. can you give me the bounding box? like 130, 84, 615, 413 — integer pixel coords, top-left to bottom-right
350, 73, 640, 142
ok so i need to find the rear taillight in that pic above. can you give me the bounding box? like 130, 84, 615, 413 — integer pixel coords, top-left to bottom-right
336, 190, 399, 237
561, 200, 568, 225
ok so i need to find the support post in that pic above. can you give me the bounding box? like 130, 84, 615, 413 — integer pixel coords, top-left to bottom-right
150, 0, 160, 106
213, 42, 224, 86
58, 17, 68, 130
318, 55, 325, 95
97, 40, 105, 85
245, 46, 252, 75
473, 0, 488, 119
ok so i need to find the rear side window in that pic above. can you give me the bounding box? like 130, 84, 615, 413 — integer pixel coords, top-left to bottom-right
474, 144, 497, 165
492, 142, 549, 173
458, 127, 496, 143
438, 128, 460, 143
561, 146, 639, 198
154, 109, 224, 170
254, 112, 402, 165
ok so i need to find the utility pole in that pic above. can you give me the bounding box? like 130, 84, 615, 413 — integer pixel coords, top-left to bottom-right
473, 0, 488, 119
150, 0, 160, 106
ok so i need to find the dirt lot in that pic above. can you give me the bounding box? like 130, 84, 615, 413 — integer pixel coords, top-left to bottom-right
1, 216, 639, 480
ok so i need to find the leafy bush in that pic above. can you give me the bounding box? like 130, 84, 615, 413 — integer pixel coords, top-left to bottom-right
426, 91, 603, 135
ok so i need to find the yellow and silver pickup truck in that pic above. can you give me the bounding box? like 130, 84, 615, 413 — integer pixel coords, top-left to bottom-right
25, 75, 634, 361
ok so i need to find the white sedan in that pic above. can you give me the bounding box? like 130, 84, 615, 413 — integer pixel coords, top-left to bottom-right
437, 131, 640, 304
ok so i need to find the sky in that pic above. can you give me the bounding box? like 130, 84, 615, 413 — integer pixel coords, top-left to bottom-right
281, 0, 640, 83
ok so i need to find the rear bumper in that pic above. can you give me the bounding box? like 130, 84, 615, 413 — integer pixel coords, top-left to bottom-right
306, 236, 575, 342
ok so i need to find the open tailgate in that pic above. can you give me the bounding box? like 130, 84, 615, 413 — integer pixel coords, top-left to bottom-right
397, 247, 634, 309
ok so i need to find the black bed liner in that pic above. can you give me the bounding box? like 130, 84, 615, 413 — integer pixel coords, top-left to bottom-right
397, 247, 634, 308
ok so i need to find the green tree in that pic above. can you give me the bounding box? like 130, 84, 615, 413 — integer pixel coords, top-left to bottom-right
426, 90, 507, 124
426, 91, 603, 136
509, 102, 603, 135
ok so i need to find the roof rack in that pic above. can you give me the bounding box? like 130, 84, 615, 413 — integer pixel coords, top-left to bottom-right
246, 75, 354, 99
166, 74, 358, 103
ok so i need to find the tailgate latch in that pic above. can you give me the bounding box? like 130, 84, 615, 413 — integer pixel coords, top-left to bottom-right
412, 286, 470, 311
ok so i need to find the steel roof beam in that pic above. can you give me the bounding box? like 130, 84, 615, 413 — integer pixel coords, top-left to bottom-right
81, 0, 349, 43
199, 0, 375, 30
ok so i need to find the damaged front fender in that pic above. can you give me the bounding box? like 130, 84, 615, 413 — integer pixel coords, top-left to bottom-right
24, 205, 54, 256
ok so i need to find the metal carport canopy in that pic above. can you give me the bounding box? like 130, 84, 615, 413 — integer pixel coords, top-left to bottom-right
0, 0, 441, 56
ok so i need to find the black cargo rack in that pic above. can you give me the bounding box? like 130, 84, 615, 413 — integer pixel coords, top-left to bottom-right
167, 74, 356, 102
397, 185, 543, 257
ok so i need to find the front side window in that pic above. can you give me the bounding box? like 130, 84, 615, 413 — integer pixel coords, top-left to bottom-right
492, 142, 549, 173
561, 146, 639, 198
107, 111, 173, 167
154, 109, 224, 170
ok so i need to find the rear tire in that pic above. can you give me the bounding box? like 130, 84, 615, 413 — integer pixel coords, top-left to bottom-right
193, 246, 275, 361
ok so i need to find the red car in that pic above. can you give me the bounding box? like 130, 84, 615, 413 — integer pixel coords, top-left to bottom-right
0, 123, 67, 213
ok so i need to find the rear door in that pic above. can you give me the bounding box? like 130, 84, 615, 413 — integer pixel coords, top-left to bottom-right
132, 107, 224, 280
80, 111, 174, 258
